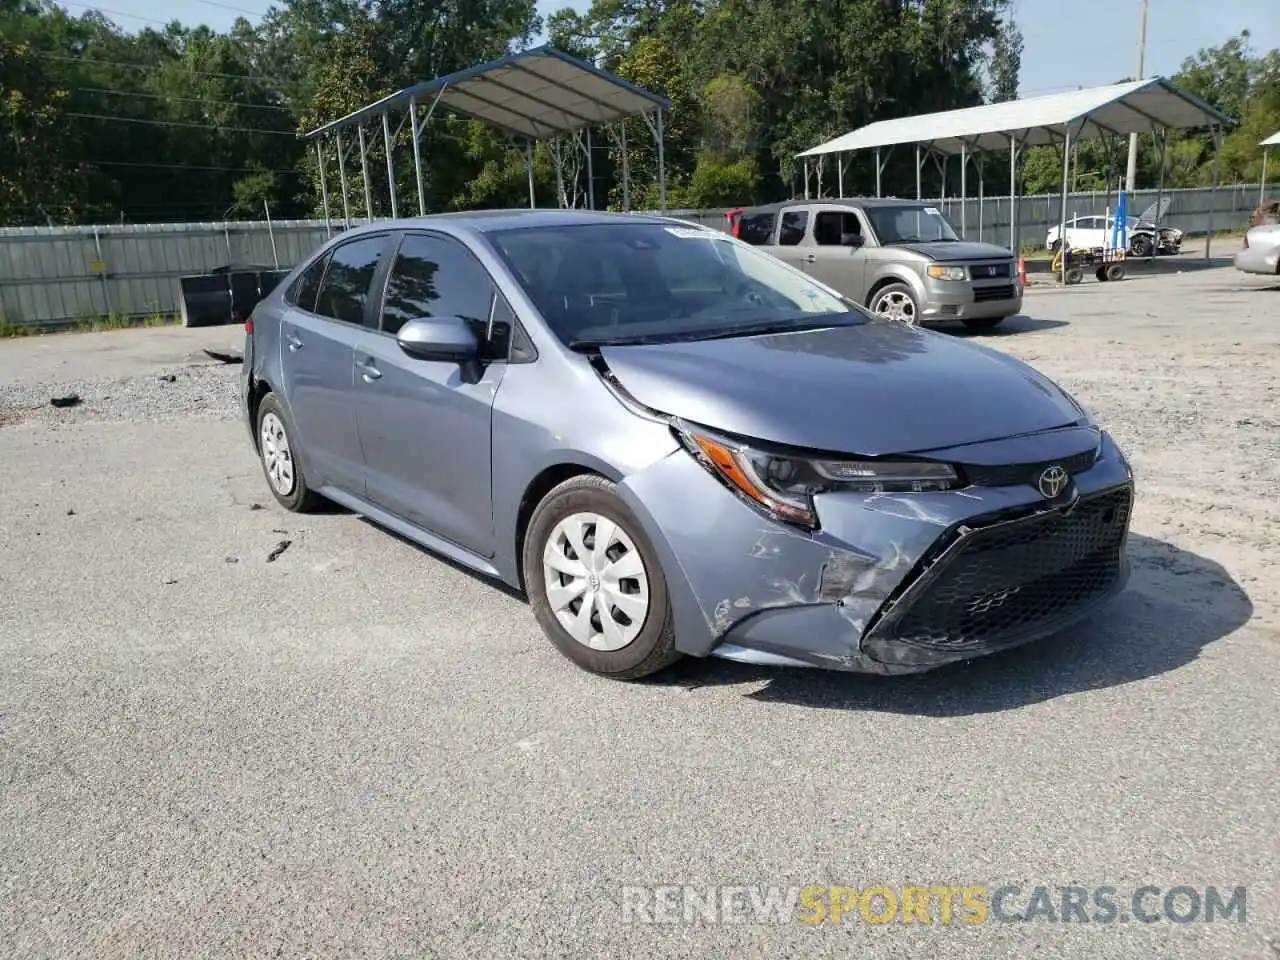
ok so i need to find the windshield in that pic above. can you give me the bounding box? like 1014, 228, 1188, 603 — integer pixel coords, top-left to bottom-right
485, 222, 862, 348
865, 205, 961, 244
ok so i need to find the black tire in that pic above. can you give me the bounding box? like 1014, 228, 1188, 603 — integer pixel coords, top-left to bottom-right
1064, 266, 1084, 285
1095, 265, 1110, 282
522, 474, 680, 679
867, 282, 920, 326
961, 316, 1004, 331
1106, 263, 1126, 282
255, 392, 324, 513
1130, 234, 1154, 257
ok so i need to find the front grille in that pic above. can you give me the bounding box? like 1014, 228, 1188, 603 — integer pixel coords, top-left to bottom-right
973, 284, 1017, 303
968, 262, 1011, 279
964, 446, 1099, 488
888, 486, 1132, 652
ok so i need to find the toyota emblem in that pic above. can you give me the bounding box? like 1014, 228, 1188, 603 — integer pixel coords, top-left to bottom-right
1037, 464, 1069, 499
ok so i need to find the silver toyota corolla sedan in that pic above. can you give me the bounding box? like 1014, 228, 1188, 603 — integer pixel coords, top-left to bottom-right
242, 210, 1135, 679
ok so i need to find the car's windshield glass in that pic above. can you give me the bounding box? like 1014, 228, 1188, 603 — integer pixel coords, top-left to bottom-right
865, 205, 961, 244
485, 222, 863, 348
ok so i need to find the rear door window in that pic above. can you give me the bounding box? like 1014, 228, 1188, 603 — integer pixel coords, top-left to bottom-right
736, 212, 776, 245
314, 234, 392, 325
778, 209, 809, 246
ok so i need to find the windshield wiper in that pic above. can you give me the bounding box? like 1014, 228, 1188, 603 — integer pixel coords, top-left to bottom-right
568, 334, 670, 350
679, 313, 864, 342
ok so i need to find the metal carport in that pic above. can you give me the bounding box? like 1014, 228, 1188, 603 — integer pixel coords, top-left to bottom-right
1260, 131, 1280, 204
796, 77, 1234, 281
303, 45, 671, 232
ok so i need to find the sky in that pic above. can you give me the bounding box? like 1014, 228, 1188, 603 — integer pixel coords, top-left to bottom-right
58, 0, 1280, 99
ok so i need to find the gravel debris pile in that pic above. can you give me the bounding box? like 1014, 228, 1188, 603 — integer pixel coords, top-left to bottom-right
0, 363, 241, 427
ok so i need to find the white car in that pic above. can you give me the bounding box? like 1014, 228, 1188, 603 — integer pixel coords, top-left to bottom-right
1234, 223, 1280, 276
1046, 215, 1129, 252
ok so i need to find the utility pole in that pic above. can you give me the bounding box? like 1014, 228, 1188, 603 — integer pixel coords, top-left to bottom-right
1124, 0, 1149, 195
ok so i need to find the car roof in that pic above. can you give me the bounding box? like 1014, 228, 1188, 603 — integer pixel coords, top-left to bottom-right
737, 197, 934, 213
335, 208, 679, 236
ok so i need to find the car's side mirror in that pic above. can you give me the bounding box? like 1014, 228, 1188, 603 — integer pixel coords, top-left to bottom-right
842, 233, 864, 249
396, 316, 479, 363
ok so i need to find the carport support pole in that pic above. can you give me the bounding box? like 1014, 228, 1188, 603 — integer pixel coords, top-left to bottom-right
1059, 127, 1072, 285
656, 108, 667, 214
915, 145, 922, 200
335, 130, 352, 227
620, 122, 630, 211
1009, 135, 1017, 254
960, 142, 968, 239
837, 153, 844, 199
1205, 124, 1222, 262
381, 111, 398, 219
1262, 146, 1270, 205
1152, 128, 1167, 262
358, 125, 373, 220
874, 148, 881, 198
525, 141, 536, 209
410, 96, 426, 217
315, 141, 332, 237
585, 127, 595, 210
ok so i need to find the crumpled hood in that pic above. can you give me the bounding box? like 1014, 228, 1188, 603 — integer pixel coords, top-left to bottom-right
599, 323, 1085, 456
897, 240, 1014, 262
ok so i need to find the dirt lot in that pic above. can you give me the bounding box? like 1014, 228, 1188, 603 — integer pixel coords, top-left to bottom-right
1, 266, 1277, 959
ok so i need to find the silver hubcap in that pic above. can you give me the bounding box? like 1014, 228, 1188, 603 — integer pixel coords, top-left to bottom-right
874, 290, 917, 325
260, 412, 295, 495
542, 511, 650, 652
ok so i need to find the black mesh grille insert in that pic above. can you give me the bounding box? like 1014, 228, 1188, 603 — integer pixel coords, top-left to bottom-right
889, 486, 1132, 651
969, 263, 1012, 279
964, 447, 1099, 488
973, 284, 1017, 302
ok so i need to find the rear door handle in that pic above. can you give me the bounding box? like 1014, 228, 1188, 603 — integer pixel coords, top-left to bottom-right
285, 333, 303, 351
802, 254, 816, 263
356, 357, 382, 382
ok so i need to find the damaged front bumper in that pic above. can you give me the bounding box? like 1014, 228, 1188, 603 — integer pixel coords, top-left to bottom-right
616, 430, 1134, 675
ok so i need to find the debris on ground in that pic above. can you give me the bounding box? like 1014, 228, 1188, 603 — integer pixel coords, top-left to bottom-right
162, 576, 178, 585
66, 509, 75, 516
225, 556, 239, 564
157, 373, 177, 383
202, 349, 243, 365
266, 539, 292, 563
49, 395, 81, 408
249, 503, 264, 511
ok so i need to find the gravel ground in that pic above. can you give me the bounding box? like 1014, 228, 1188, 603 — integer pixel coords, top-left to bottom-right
1, 268, 1278, 959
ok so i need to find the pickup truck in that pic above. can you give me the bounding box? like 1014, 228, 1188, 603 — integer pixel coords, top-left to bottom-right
726, 198, 1022, 331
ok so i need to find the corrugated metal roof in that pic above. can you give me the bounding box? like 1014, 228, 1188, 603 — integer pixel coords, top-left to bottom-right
798, 77, 1234, 158
306, 45, 669, 142
1261, 130, 1280, 147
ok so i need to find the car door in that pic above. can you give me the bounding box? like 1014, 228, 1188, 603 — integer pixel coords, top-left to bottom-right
804, 205, 870, 300
1069, 217, 1103, 248
766, 206, 812, 273
351, 231, 507, 557
279, 233, 392, 495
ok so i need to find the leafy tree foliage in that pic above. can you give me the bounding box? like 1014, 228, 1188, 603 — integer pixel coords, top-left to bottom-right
0, 0, 1275, 225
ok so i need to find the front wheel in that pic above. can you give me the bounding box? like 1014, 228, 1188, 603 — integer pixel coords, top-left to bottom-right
869, 283, 920, 326
522, 474, 680, 679
1130, 234, 1154, 257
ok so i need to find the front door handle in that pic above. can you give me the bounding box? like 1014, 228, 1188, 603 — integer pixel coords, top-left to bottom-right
357, 358, 382, 382
286, 333, 303, 351
802, 253, 817, 263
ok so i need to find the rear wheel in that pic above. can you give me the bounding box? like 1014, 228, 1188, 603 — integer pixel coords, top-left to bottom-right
1064, 266, 1084, 285
869, 283, 920, 326
523, 474, 680, 679
256, 393, 323, 513
1130, 234, 1154, 257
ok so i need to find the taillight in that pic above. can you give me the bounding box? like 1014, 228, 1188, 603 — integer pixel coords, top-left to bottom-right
244, 316, 255, 334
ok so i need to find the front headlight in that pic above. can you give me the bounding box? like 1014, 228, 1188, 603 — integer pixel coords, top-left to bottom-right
926, 264, 967, 280
674, 421, 961, 529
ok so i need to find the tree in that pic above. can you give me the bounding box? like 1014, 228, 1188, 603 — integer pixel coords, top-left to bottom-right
987, 15, 1023, 103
